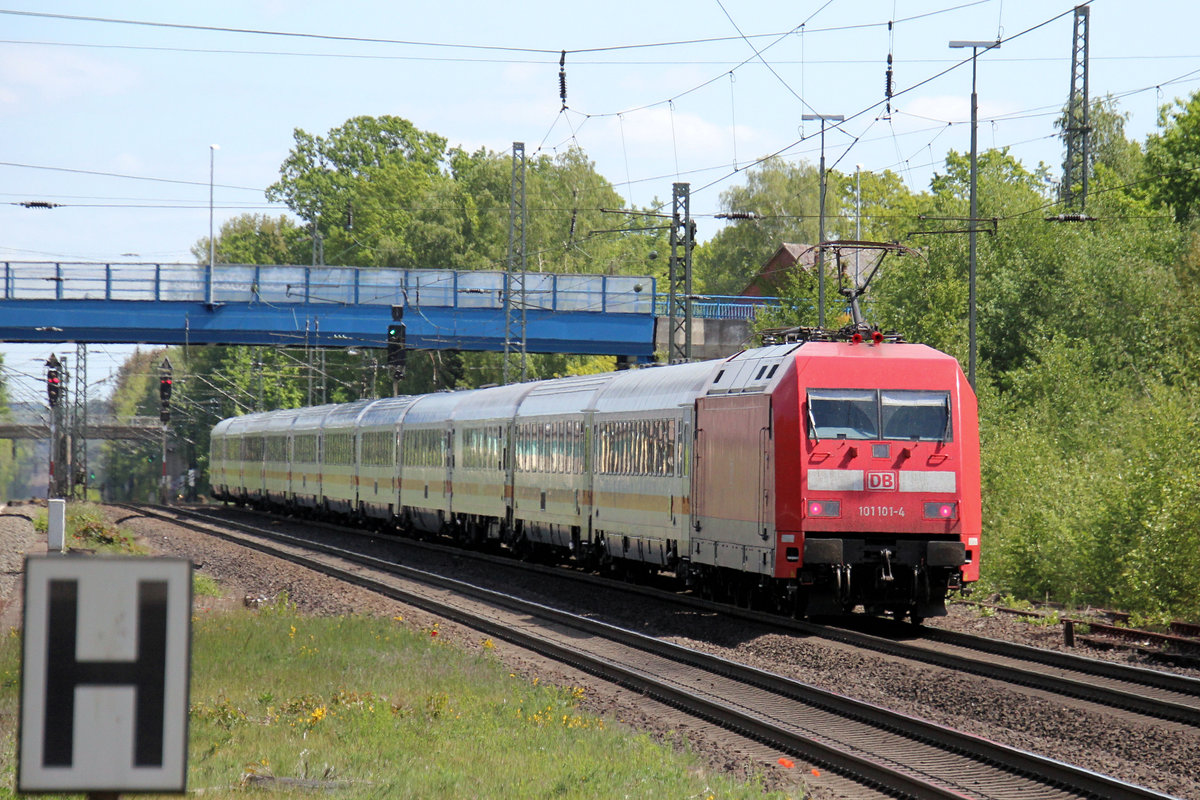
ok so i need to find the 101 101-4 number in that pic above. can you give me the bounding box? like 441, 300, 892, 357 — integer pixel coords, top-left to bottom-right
859, 505, 905, 517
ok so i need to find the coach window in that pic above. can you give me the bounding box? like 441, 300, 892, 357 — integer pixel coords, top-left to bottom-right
881, 390, 951, 442
808, 389, 879, 440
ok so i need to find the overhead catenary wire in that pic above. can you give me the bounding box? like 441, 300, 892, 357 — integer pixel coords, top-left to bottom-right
9, 0, 1200, 253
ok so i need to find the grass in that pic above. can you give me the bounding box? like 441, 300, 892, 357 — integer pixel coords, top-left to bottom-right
31, 502, 145, 554
0, 594, 802, 799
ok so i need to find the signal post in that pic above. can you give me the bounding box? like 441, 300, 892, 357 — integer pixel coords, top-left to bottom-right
159, 358, 172, 505
45, 355, 64, 498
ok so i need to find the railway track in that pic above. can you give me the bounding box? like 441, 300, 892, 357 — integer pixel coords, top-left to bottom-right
123, 503, 1179, 800
160, 503, 1200, 729
965, 601, 1200, 664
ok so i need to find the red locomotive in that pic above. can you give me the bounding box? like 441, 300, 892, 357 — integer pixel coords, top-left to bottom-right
693, 333, 980, 621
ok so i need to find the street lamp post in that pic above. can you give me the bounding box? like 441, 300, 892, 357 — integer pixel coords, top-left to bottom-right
802, 113, 843, 328
948, 40, 1000, 389
208, 144, 219, 307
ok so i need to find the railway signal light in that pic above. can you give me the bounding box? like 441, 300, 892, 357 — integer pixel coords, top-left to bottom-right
45, 363, 61, 407
388, 305, 406, 380
159, 358, 173, 424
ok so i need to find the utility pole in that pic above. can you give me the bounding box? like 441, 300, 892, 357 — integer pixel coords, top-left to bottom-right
949, 39, 1000, 390
1062, 5, 1091, 211
388, 305, 406, 396
668, 182, 695, 364
504, 142, 528, 384
305, 318, 313, 406
855, 164, 863, 286
207, 144, 219, 307
802, 113, 843, 328
72, 343, 88, 499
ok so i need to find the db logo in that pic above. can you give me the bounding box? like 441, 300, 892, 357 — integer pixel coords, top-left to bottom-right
866, 471, 897, 491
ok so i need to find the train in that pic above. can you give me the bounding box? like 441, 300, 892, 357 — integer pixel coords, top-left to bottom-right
210, 331, 981, 622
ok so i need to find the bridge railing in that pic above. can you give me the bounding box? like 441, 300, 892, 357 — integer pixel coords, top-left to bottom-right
1, 263, 785, 321
653, 295, 780, 320
0, 262, 656, 315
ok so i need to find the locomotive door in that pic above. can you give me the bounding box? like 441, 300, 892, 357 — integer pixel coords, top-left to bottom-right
692, 394, 774, 574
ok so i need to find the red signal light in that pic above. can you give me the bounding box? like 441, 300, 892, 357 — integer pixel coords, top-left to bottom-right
851, 333, 863, 344
872, 331, 885, 344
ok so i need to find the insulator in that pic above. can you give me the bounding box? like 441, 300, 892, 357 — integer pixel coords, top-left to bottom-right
559, 49, 568, 109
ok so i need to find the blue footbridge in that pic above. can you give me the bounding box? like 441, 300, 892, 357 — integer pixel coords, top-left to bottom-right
0, 262, 770, 359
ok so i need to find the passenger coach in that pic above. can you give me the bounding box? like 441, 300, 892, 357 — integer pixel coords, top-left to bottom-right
212, 336, 980, 621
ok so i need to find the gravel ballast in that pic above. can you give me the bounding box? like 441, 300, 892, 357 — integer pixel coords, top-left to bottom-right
3, 503, 1198, 799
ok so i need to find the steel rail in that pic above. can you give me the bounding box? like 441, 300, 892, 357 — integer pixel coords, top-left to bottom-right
173, 504, 1200, 727
124, 503, 1177, 800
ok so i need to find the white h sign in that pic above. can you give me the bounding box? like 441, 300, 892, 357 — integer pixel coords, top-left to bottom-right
19, 557, 191, 792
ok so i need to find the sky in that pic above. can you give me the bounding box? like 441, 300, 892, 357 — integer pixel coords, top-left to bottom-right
2, 0, 1199, 405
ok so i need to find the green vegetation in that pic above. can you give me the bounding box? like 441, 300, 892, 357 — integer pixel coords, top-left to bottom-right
0, 599, 796, 799
193, 572, 223, 598
31, 502, 144, 554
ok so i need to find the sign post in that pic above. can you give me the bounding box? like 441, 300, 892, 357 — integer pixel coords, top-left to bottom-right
19, 557, 191, 793
46, 499, 66, 553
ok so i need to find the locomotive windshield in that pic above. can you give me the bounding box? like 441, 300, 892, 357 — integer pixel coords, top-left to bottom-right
808, 389, 951, 442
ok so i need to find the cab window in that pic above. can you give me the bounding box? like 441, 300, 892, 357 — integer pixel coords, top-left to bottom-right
807, 389, 952, 442
807, 389, 879, 440
881, 391, 951, 442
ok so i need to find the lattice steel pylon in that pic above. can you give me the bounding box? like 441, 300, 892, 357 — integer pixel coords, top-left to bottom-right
504, 142, 528, 384
668, 183, 695, 364
71, 342, 88, 499
1061, 5, 1090, 211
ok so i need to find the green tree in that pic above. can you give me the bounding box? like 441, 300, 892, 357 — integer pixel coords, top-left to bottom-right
1145, 89, 1200, 223
694, 158, 825, 296
101, 349, 168, 502
266, 115, 450, 268
191, 214, 310, 266
0, 354, 19, 500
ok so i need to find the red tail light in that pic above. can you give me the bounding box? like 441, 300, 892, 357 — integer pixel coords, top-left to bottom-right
924, 502, 957, 520
807, 500, 841, 518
